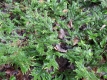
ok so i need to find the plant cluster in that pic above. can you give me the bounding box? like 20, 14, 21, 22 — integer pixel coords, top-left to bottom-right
0, 0, 107, 80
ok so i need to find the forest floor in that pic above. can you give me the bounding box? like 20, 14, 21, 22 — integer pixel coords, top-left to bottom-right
0, 0, 107, 80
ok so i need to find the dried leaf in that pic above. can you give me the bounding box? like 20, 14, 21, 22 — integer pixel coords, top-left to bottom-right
5, 69, 12, 76
58, 29, 66, 39
56, 57, 75, 72
4, 64, 12, 69
63, 9, 68, 13
100, 57, 106, 63
54, 43, 67, 53
0, 65, 4, 71
92, 67, 97, 73
73, 37, 79, 46
67, 19, 73, 29
15, 70, 23, 80
5, 69, 11, 75
56, 57, 69, 71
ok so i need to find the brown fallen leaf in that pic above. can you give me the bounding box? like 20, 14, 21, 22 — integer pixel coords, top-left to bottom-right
92, 67, 97, 73
5, 69, 24, 80
0, 64, 31, 80
5, 69, 12, 78
0, 65, 4, 71
67, 19, 73, 29
54, 43, 67, 53
15, 70, 23, 80
56, 56, 75, 72
100, 56, 106, 63
58, 28, 66, 39
73, 37, 79, 46
56, 56, 68, 71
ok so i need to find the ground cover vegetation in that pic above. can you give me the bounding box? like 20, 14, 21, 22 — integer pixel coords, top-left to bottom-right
0, 0, 107, 80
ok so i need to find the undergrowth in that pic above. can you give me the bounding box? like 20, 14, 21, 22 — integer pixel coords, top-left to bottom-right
0, 0, 107, 80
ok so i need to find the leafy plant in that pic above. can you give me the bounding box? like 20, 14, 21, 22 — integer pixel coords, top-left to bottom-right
0, 0, 107, 80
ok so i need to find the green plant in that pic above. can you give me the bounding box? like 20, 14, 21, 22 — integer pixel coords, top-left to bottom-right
0, 0, 107, 80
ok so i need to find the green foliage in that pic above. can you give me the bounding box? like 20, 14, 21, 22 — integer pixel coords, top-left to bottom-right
0, 0, 107, 80
75, 61, 98, 80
